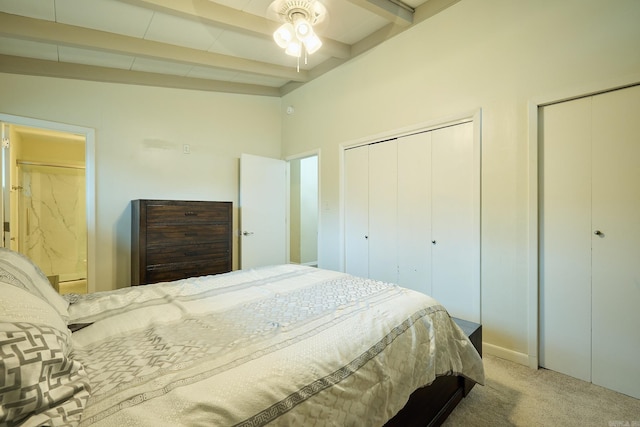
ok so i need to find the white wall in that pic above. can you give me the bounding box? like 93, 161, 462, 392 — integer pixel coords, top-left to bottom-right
280, 0, 640, 361
0, 74, 281, 292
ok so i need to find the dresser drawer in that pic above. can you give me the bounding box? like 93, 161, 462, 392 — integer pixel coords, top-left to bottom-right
146, 224, 230, 246
145, 259, 231, 284
146, 242, 230, 265
146, 202, 230, 224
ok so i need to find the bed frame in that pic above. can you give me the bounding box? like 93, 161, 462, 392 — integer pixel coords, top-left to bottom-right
385, 318, 482, 427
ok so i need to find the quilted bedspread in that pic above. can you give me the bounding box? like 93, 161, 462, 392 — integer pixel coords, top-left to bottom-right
67, 265, 484, 426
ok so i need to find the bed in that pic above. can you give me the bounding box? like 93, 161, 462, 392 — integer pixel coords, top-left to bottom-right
0, 248, 484, 426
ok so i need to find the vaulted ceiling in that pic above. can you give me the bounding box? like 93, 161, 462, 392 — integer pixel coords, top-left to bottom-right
0, 0, 459, 97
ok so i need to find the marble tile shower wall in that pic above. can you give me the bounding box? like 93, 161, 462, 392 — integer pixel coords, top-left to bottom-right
20, 165, 87, 282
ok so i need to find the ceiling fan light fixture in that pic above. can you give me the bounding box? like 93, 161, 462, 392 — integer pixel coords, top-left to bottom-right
294, 15, 312, 39
269, 0, 327, 66
303, 33, 322, 54
274, 23, 294, 48
285, 40, 302, 58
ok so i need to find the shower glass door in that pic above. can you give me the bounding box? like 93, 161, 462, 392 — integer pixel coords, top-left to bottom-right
18, 162, 87, 290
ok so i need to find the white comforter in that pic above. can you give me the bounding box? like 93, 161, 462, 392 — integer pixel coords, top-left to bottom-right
68, 265, 484, 426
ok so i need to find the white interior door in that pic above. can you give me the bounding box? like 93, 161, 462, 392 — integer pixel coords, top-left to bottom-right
397, 132, 432, 294
344, 120, 479, 318
344, 145, 369, 277
540, 97, 593, 382
368, 140, 398, 284
1, 122, 10, 248
240, 153, 286, 269
540, 85, 640, 399
590, 85, 640, 398
431, 122, 478, 322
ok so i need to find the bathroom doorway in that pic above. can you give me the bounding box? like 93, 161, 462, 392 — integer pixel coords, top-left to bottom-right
1, 121, 89, 294
288, 153, 319, 266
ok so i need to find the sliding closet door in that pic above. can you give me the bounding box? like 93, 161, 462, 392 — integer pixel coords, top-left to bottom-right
397, 132, 432, 294
590, 85, 640, 398
368, 140, 398, 284
344, 145, 369, 278
431, 122, 478, 322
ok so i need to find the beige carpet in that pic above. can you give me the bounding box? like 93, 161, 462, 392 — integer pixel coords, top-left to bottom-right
443, 354, 640, 427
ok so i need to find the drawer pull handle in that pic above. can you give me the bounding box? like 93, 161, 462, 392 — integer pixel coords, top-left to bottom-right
184, 211, 199, 216
184, 252, 198, 256
184, 233, 199, 237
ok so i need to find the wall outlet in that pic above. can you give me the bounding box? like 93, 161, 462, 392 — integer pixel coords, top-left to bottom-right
183, 144, 190, 154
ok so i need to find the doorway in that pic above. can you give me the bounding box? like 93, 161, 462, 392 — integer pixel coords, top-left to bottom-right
1, 116, 95, 294
288, 153, 318, 267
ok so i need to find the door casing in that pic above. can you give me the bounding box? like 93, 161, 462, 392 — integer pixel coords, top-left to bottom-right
0, 114, 96, 293
527, 76, 640, 370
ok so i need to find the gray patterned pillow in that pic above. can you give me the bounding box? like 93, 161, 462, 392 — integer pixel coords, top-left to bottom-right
0, 284, 91, 426
0, 248, 69, 322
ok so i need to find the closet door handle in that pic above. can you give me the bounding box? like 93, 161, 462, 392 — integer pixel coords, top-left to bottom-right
594, 230, 603, 236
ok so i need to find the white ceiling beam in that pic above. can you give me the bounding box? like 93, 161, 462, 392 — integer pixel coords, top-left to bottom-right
414, 0, 462, 24
119, 0, 351, 59
0, 54, 281, 97
0, 12, 308, 82
345, 0, 413, 26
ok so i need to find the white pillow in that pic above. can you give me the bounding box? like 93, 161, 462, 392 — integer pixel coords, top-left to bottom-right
0, 284, 91, 426
0, 248, 69, 322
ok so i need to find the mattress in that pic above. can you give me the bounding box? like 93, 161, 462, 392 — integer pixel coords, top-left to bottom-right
0, 252, 484, 426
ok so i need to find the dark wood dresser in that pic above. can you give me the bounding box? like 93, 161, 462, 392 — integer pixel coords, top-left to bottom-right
131, 200, 232, 285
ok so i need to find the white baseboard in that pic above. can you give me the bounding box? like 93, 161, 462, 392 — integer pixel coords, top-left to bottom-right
483, 342, 532, 367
